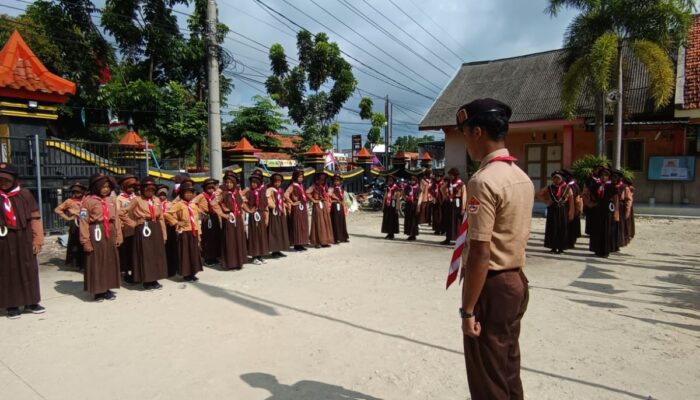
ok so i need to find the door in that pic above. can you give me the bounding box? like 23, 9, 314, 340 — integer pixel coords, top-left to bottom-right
526, 144, 562, 189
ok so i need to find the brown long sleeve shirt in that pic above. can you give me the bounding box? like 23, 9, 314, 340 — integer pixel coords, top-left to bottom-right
79, 195, 123, 252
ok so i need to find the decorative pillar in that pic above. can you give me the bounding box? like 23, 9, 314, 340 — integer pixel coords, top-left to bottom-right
356, 147, 373, 181
563, 125, 574, 167
226, 137, 259, 188
419, 151, 433, 170
303, 144, 326, 174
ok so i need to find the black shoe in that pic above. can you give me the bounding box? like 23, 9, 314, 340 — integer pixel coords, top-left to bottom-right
26, 304, 46, 314
103, 291, 116, 301
123, 275, 134, 284
190, 275, 199, 282
271, 252, 281, 258
151, 281, 163, 290
6, 307, 21, 319
314, 245, 321, 249
94, 294, 105, 302
321, 244, 331, 248
278, 252, 288, 257
407, 236, 416, 241
183, 276, 193, 282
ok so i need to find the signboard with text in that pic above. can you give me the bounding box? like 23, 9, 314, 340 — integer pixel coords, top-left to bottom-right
648, 156, 696, 181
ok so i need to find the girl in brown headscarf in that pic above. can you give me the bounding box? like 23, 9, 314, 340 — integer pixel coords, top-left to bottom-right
267, 173, 290, 257
165, 181, 204, 280
215, 171, 247, 270
307, 173, 334, 248
80, 173, 122, 302
0, 163, 45, 318
127, 177, 168, 289
244, 173, 270, 264
284, 169, 310, 252
329, 174, 349, 243
381, 175, 401, 240
55, 181, 87, 270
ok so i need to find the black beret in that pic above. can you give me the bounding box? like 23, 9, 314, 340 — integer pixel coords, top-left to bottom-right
140, 176, 157, 188
68, 182, 87, 191
0, 162, 18, 179
202, 178, 219, 188
456, 98, 513, 126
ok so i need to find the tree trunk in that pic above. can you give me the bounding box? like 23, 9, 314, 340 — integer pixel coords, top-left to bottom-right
595, 91, 605, 157
613, 44, 624, 170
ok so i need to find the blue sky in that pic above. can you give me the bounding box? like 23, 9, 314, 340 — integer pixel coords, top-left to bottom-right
2, 0, 579, 150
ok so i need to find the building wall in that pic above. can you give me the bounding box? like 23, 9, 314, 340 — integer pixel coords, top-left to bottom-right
443, 127, 468, 175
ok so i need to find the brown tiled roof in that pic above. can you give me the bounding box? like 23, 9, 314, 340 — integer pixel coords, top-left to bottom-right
257, 152, 292, 160
0, 30, 76, 100
265, 132, 300, 149
683, 15, 700, 109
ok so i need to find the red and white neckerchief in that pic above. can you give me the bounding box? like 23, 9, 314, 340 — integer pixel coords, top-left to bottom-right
0, 185, 21, 228
183, 201, 198, 237
423, 178, 433, 201
552, 182, 567, 198
385, 183, 398, 206
228, 190, 240, 217
274, 187, 285, 212
160, 200, 168, 213
449, 179, 463, 199
334, 185, 344, 204
592, 177, 610, 198
119, 192, 132, 201
293, 182, 307, 202
202, 191, 216, 214
316, 183, 330, 203
446, 155, 518, 289
407, 183, 419, 203
146, 198, 156, 222
92, 195, 111, 239
249, 186, 264, 209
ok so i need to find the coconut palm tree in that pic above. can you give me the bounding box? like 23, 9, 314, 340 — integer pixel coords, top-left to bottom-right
547, 0, 694, 169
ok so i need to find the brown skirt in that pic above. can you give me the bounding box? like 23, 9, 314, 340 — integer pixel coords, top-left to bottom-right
432, 201, 443, 234
84, 222, 121, 295
330, 203, 349, 243
165, 225, 179, 277
418, 202, 432, 225
404, 202, 420, 236
222, 215, 247, 269
288, 203, 310, 246
247, 212, 270, 257
200, 213, 222, 261
268, 210, 290, 252
381, 204, 400, 234
119, 235, 133, 274
132, 222, 168, 283
310, 203, 334, 246
0, 225, 41, 308
66, 221, 85, 269
178, 231, 203, 277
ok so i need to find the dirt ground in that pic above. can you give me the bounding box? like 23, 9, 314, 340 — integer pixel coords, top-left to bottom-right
1, 212, 699, 400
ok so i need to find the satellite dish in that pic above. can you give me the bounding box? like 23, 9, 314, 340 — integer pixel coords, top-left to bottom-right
606, 89, 621, 104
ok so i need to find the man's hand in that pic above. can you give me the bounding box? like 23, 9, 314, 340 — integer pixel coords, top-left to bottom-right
462, 316, 481, 337
32, 244, 42, 255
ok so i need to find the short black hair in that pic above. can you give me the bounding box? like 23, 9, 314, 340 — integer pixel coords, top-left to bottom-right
464, 111, 509, 141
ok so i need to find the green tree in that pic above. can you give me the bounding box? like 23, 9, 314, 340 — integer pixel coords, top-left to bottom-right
223, 95, 289, 149
358, 97, 386, 150
393, 135, 436, 153
547, 0, 694, 169
265, 31, 357, 150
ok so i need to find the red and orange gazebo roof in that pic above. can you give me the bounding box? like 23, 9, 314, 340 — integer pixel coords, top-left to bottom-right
0, 30, 76, 103
303, 144, 325, 157
356, 147, 372, 159
226, 137, 260, 154
119, 130, 154, 149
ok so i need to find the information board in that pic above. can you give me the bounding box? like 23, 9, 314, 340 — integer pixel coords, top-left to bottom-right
647, 156, 696, 181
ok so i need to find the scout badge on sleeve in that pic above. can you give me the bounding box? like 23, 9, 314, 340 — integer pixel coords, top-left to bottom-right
468, 197, 481, 214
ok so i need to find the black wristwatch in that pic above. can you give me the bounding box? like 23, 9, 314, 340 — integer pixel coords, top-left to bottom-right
459, 308, 474, 319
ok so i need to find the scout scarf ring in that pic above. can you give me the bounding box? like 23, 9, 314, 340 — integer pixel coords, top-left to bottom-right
273, 188, 284, 216
142, 198, 157, 238
293, 183, 306, 210
92, 195, 111, 242
228, 191, 240, 225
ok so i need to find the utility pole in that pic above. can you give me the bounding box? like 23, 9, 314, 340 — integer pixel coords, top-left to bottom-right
384, 95, 389, 167
613, 44, 623, 170
206, 0, 223, 180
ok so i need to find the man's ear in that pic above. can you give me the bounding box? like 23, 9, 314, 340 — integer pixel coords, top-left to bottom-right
471, 126, 482, 140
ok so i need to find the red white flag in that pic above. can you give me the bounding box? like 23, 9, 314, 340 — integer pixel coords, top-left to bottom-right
446, 213, 468, 289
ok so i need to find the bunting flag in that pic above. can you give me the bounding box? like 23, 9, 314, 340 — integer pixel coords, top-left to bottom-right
324, 151, 336, 170
446, 213, 468, 290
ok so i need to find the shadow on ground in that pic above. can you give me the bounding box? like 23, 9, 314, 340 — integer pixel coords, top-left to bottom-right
240, 372, 381, 400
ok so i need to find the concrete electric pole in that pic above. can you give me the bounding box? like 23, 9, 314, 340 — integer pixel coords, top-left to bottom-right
206, 0, 223, 180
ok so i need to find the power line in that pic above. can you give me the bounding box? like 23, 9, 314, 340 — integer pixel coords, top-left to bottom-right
406, 0, 474, 59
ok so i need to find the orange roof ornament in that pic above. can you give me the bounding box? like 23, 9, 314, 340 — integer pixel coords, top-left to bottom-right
119, 130, 153, 149
303, 145, 325, 157
0, 30, 76, 103
356, 148, 372, 159
393, 151, 409, 160
230, 137, 260, 154
420, 152, 432, 161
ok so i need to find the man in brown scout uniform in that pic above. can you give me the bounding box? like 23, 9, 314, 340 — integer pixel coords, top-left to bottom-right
457, 99, 533, 400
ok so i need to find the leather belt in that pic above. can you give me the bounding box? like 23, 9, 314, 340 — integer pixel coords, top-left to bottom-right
487, 267, 521, 278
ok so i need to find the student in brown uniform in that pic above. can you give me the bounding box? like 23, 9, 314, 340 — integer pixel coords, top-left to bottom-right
164, 181, 203, 281
536, 171, 575, 254
196, 178, 222, 266
456, 99, 533, 400
418, 169, 433, 225
285, 169, 310, 252
307, 173, 334, 248
127, 177, 168, 289
623, 177, 635, 243
215, 171, 247, 270
0, 163, 45, 318
267, 173, 291, 257
562, 170, 583, 250
403, 174, 421, 241
80, 173, 122, 302
55, 182, 87, 270
329, 174, 349, 243
157, 184, 178, 278
381, 175, 401, 240
441, 168, 467, 245
116, 174, 138, 283
431, 171, 445, 235
243, 173, 270, 264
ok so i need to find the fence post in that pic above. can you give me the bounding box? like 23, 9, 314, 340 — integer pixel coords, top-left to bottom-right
144, 138, 149, 178
33, 134, 44, 224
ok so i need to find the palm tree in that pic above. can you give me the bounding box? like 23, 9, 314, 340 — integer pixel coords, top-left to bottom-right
547, 0, 694, 169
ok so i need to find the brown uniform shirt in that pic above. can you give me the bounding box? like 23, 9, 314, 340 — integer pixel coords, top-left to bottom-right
126, 196, 167, 241
54, 198, 82, 222
116, 193, 136, 237
466, 148, 534, 271
164, 200, 202, 235
79, 196, 123, 251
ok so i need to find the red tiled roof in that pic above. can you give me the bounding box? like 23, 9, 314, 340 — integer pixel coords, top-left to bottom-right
228, 137, 260, 154
405, 152, 419, 160
119, 130, 153, 148
420, 151, 432, 160
257, 152, 293, 160
265, 132, 300, 150
0, 30, 76, 101
356, 148, 372, 159
303, 145, 324, 157
684, 15, 700, 109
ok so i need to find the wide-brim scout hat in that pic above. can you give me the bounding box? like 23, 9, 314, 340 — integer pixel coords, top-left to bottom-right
248, 173, 263, 184
117, 174, 138, 189
156, 184, 169, 196
456, 98, 513, 127
69, 182, 87, 192
447, 167, 460, 176
180, 181, 196, 194
551, 170, 565, 179
201, 178, 219, 189
291, 169, 305, 181
270, 172, 283, 182
0, 162, 18, 182
89, 173, 115, 192
140, 176, 157, 190
223, 170, 240, 182
332, 173, 343, 181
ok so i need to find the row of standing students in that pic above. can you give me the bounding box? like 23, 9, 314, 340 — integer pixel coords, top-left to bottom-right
381, 168, 466, 244
53, 170, 351, 304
